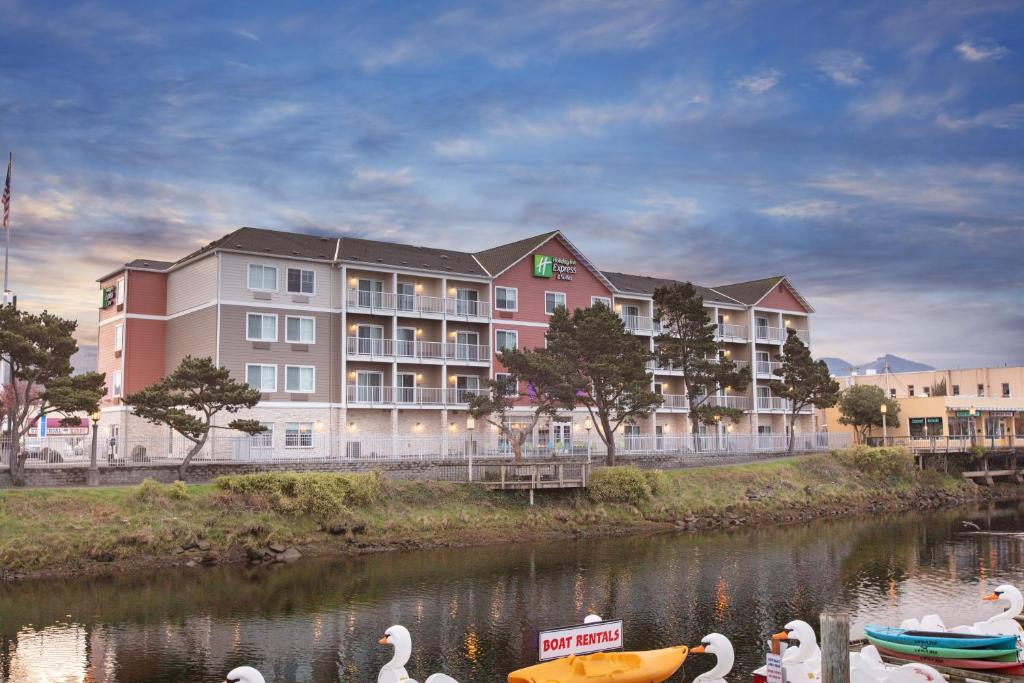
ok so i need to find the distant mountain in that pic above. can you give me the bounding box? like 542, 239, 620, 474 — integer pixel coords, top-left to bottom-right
824, 354, 935, 377
71, 345, 97, 376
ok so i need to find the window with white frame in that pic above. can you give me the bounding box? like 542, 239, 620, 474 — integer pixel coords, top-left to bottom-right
112, 370, 123, 397
591, 296, 611, 308
287, 268, 315, 294
245, 364, 276, 392
115, 278, 126, 305
246, 313, 277, 341
285, 365, 315, 393
113, 323, 124, 352
495, 372, 518, 396
495, 286, 518, 311
496, 329, 518, 351
250, 423, 274, 448
285, 316, 315, 343
545, 291, 566, 314
247, 264, 278, 291
284, 422, 313, 448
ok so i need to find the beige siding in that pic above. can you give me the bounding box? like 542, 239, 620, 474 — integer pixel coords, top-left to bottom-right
219, 305, 335, 403
220, 252, 336, 309
165, 306, 217, 372
167, 255, 218, 315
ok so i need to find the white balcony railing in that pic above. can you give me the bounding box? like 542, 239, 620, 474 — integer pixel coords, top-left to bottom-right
658, 394, 689, 410
346, 386, 445, 405
444, 343, 490, 362
346, 337, 445, 360
792, 328, 811, 344
757, 396, 788, 411
732, 360, 750, 371
445, 387, 488, 404
347, 289, 489, 318
706, 394, 752, 410
756, 360, 783, 377
620, 314, 655, 332
716, 323, 748, 341
755, 325, 785, 343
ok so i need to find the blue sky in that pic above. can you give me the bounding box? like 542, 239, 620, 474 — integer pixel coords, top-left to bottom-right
1, 0, 1022, 368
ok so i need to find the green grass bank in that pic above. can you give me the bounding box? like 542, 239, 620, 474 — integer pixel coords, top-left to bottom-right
0, 448, 1014, 581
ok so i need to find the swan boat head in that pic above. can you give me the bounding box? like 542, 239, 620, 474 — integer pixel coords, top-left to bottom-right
691, 633, 735, 681
379, 625, 414, 670
772, 620, 819, 663
983, 585, 1023, 619
226, 666, 266, 683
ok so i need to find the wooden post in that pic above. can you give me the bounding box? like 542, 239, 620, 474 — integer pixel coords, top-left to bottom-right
820, 612, 850, 683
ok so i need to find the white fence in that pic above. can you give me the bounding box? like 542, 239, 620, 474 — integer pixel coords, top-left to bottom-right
0, 432, 851, 468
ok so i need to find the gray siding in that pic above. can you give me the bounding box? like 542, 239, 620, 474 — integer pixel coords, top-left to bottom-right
165, 306, 217, 371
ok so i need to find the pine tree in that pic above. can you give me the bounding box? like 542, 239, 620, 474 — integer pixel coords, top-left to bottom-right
767, 328, 841, 451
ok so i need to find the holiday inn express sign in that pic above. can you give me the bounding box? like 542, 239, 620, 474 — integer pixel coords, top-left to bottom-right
533, 254, 577, 281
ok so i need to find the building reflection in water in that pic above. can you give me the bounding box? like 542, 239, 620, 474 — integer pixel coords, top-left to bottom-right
0, 505, 1022, 682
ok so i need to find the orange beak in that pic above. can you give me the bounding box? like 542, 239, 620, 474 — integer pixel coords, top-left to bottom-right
378, 636, 389, 645
691, 644, 706, 654
772, 630, 790, 640
983, 593, 999, 601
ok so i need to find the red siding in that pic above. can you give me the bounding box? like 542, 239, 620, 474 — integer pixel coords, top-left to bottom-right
96, 320, 122, 407
124, 318, 167, 394
759, 283, 807, 312
127, 271, 167, 316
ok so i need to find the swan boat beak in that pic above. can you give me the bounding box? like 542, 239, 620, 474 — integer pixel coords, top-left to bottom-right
983, 592, 999, 601
771, 630, 790, 641
378, 636, 390, 645
691, 645, 706, 654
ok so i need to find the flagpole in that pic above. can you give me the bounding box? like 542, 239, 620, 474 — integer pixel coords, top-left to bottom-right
2, 152, 10, 304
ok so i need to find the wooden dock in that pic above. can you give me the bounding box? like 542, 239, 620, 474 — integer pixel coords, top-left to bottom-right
470, 461, 591, 491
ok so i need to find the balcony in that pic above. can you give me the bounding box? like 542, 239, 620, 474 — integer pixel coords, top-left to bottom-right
444, 343, 490, 364
732, 360, 750, 371
792, 328, 811, 344
754, 325, 785, 343
756, 360, 783, 378
346, 290, 490, 319
658, 394, 689, 411
716, 323, 748, 342
706, 394, 752, 411
445, 387, 488, 405
620, 313, 656, 334
347, 337, 444, 362
346, 385, 444, 406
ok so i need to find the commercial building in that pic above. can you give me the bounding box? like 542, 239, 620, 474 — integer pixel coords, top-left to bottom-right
821, 366, 1024, 446
96, 228, 817, 457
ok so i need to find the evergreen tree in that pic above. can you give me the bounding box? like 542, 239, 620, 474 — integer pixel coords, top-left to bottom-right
767, 328, 841, 451
837, 385, 900, 443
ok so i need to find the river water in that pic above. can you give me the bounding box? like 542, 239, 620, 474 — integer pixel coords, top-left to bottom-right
1, 503, 1023, 682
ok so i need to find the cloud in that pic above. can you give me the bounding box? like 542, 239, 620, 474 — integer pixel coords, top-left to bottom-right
814, 50, 869, 86
361, 40, 415, 71
734, 69, 781, 96
849, 86, 960, 121
955, 40, 1010, 62
231, 28, 260, 42
935, 103, 1024, 131
432, 137, 490, 159
758, 200, 847, 219
348, 167, 414, 189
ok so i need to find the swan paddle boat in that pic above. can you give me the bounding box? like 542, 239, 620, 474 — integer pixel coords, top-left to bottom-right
379, 625, 460, 683
690, 633, 734, 683
898, 584, 1024, 638
226, 667, 265, 683
850, 645, 946, 683
752, 620, 822, 683
507, 646, 688, 683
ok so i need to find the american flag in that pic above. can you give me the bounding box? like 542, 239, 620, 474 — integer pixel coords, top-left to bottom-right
2, 154, 10, 231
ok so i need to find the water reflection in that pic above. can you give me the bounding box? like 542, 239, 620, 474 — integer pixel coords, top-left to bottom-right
1, 503, 1023, 682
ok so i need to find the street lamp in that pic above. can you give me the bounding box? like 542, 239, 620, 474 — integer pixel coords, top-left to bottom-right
880, 403, 887, 444
88, 410, 101, 487
583, 418, 593, 460
466, 416, 475, 480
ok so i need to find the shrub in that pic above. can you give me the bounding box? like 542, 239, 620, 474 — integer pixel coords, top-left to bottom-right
969, 445, 986, 459
832, 445, 915, 479
169, 480, 190, 500
133, 478, 166, 502
642, 469, 672, 497
214, 471, 384, 519
588, 466, 652, 505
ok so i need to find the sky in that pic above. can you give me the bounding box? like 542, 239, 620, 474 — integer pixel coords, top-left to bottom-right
1, 0, 1022, 369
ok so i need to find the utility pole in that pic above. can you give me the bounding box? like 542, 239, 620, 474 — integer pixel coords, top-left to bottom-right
882, 357, 890, 444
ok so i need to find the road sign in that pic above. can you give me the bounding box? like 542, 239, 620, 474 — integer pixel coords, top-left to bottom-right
537, 619, 624, 661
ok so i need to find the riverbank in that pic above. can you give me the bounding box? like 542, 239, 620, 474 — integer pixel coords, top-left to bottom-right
0, 450, 1018, 581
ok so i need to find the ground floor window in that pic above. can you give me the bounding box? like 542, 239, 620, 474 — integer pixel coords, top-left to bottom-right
909, 417, 943, 438
250, 423, 274, 448
948, 416, 974, 437
284, 422, 313, 448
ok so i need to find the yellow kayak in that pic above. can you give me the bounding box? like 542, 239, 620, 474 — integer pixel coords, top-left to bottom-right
508, 646, 688, 683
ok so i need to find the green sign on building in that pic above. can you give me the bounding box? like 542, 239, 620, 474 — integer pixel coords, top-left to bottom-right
533, 254, 553, 278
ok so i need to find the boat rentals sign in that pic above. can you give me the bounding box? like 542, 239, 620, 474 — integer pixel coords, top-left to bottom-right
537, 619, 624, 661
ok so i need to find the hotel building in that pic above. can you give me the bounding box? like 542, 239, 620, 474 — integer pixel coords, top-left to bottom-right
95, 228, 817, 455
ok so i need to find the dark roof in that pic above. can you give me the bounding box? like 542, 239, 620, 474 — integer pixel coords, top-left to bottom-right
125, 259, 173, 271
175, 226, 337, 266
473, 230, 558, 276
712, 276, 785, 305
601, 271, 739, 305
337, 235, 487, 276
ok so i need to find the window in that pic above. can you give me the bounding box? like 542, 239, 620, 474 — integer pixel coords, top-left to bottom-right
246, 313, 277, 341
890, 388, 896, 398
952, 384, 960, 396
250, 423, 273, 449
496, 330, 518, 351
285, 422, 313, 448
286, 268, 314, 294
978, 383, 985, 397
245, 364, 276, 392
247, 264, 277, 291
285, 365, 315, 393
111, 370, 123, 397
591, 296, 611, 309
113, 323, 124, 353
545, 291, 566, 315
1002, 383, 1011, 398
495, 286, 518, 311
922, 386, 930, 397
285, 316, 315, 344
495, 372, 517, 396
908, 385, 914, 397
115, 278, 126, 305
909, 417, 943, 439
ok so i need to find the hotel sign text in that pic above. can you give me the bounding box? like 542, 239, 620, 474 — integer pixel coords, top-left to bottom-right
533, 254, 577, 281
